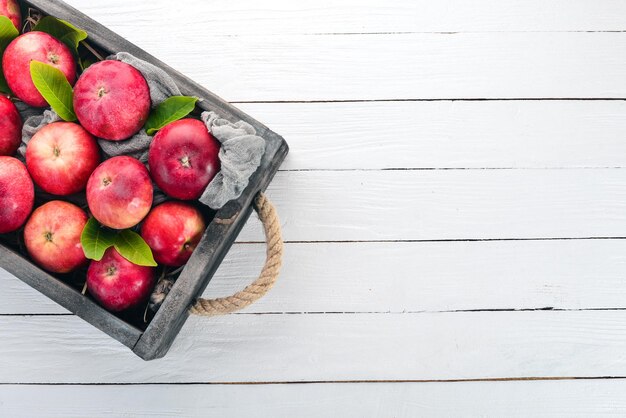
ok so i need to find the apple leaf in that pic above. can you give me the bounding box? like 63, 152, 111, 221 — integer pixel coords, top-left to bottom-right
30, 61, 77, 121
114, 230, 157, 267
0, 16, 19, 94
145, 96, 198, 135
81, 218, 116, 261
33, 16, 88, 55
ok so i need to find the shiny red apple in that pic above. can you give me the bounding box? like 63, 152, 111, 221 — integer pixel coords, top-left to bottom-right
73, 60, 151, 141
148, 118, 220, 200
26, 122, 100, 195
3, 32, 76, 107
86, 156, 153, 229
0, 0, 21, 30
24, 200, 88, 273
0, 95, 22, 156
0, 156, 33, 233
87, 247, 156, 312
141, 201, 206, 266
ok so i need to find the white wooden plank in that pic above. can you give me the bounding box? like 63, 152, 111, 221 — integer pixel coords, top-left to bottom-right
202, 239, 626, 313
238, 101, 626, 170
237, 169, 626, 242
2, 380, 626, 418
4, 239, 626, 314
63, 0, 626, 35
2, 311, 626, 383
0, 269, 69, 314
55, 31, 626, 101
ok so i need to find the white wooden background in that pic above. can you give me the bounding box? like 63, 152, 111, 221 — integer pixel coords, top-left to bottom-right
2, 0, 626, 416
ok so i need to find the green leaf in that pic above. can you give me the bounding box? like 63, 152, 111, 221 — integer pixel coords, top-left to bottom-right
81, 218, 116, 261
30, 61, 76, 121
33, 16, 87, 55
114, 230, 157, 267
145, 96, 198, 135
0, 16, 19, 94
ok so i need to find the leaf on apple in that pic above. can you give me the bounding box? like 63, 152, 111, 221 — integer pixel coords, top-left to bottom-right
30, 61, 77, 121
33, 16, 87, 55
0, 16, 19, 94
144, 96, 199, 135
114, 229, 158, 267
81, 217, 116, 261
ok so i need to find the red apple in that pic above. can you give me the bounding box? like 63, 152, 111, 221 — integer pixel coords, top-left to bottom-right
0, 156, 33, 233
87, 247, 155, 312
148, 118, 220, 200
23, 200, 88, 273
73, 60, 151, 141
0, 0, 21, 31
0, 95, 22, 156
141, 201, 206, 266
3, 32, 76, 107
86, 156, 153, 229
26, 122, 100, 195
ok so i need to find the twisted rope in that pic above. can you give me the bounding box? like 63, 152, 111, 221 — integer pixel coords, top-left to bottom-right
190, 193, 283, 316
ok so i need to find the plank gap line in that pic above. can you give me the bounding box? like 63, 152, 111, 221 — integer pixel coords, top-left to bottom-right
231, 98, 626, 104
3, 376, 626, 386
8, 307, 626, 317
235, 237, 626, 245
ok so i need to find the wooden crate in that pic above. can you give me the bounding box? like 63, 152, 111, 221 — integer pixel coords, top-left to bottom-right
0, 0, 288, 360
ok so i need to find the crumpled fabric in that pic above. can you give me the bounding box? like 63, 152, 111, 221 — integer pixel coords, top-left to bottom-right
16, 53, 265, 209
199, 111, 266, 209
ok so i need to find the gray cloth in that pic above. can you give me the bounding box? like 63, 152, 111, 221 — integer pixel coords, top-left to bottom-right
15, 101, 47, 121
200, 111, 266, 209
97, 130, 151, 163
17, 53, 265, 209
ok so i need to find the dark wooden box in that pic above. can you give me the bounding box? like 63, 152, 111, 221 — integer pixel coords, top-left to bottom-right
0, 0, 288, 360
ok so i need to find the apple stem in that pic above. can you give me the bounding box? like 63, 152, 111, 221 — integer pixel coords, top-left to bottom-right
179, 156, 192, 168
81, 281, 88, 295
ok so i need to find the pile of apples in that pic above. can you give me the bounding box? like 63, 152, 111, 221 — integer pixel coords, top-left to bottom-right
0, 2, 221, 313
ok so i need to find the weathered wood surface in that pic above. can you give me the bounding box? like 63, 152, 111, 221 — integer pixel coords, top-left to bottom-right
4, 311, 626, 383
34, 31, 626, 102
64, 0, 626, 34
236, 169, 626, 242
2, 380, 626, 418
3, 0, 626, 416
238, 101, 626, 170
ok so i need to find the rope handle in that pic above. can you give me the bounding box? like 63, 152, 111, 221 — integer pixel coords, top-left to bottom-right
190, 193, 283, 316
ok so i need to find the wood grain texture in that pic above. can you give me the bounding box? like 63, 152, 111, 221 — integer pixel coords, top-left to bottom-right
2, 380, 626, 418
237, 169, 626, 242
3, 311, 626, 383
6, 0, 626, 413
4, 239, 626, 314
238, 101, 626, 170
27, 29, 626, 101
63, 0, 626, 34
